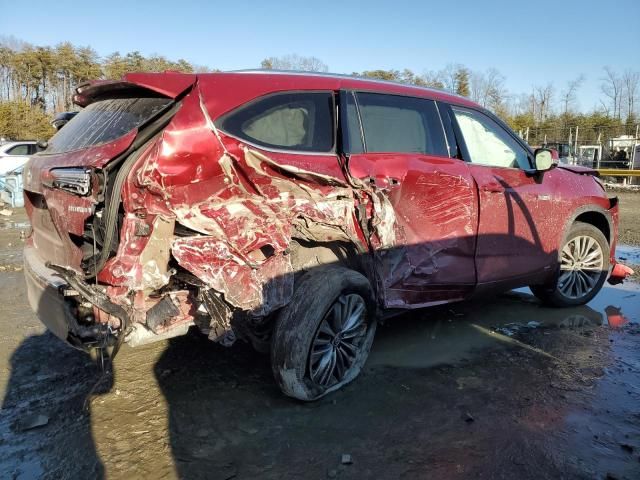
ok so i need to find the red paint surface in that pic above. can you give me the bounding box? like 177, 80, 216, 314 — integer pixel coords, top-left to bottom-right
74, 73, 195, 107
23, 71, 623, 322
348, 153, 478, 306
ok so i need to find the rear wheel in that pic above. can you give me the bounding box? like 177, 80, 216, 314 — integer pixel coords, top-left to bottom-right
530, 221, 609, 307
271, 265, 376, 401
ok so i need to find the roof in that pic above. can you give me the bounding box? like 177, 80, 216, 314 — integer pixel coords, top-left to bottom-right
113, 69, 477, 106
74, 69, 479, 114
218, 69, 477, 107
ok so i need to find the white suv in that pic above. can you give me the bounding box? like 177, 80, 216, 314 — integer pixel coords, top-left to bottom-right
0, 141, 41, 175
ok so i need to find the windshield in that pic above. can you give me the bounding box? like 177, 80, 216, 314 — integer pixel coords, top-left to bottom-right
45, 97, 172, 154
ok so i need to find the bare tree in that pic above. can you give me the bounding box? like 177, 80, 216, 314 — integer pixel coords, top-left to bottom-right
438, 63, 463, 93
533, 83, 554, 123
470, 68, 507, 111
622, 69, 639, 120
559, 75, 585, 115
598, 99, 611, 117
600, 66, 623, 119
503, 92, 532, 117
261, 54, 328, 72
419, 70, 445, 89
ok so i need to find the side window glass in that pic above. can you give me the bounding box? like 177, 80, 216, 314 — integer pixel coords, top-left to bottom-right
217, 92, 334, 152
437, 104, 459, 159
355, 93, 448, 156
342, 92, 364, 154
6, 144, 30, 156
452, 108, 530, 169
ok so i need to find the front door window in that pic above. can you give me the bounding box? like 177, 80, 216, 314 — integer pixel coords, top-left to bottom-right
452, 108, 530, 169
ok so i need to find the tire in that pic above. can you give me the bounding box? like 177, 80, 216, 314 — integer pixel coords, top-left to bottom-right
271, 265, 377, 401
530, 221, 610, 307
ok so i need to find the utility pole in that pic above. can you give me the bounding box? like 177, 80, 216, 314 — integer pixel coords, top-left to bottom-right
568, 128, 574, 164
596, 131, 602, 169
574, 125, 579, 165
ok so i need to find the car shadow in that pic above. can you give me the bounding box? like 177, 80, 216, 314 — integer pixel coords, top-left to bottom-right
152, 289, 608, 479
0, 331, 108, 479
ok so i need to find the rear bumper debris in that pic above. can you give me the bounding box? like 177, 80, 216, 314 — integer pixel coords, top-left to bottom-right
24, 243, 196, 349
24, 244, 72, 342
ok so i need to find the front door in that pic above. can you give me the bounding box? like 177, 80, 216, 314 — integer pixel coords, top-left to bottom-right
445, 105, 558, 285
342, 91, 478, 308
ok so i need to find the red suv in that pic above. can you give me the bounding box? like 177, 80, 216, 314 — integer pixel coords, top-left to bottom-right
23, 71, 630, 400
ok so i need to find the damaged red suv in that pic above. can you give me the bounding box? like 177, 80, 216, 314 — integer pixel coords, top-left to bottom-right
23, 71, 630, 400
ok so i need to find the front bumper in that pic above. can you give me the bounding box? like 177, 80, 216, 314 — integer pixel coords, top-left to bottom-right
24, 243, 72, 341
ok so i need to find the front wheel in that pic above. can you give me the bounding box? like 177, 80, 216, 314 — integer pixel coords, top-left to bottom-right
270, 265, 377, 401
530, 221, 610, 307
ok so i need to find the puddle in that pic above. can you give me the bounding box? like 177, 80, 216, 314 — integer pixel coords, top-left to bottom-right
583, 281, 640, 325
370, 281, 639, 369
616, 243, 640, 265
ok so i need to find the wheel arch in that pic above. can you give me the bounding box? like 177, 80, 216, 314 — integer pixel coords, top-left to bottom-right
562, 204, 614, 247
288, 238, 373, 281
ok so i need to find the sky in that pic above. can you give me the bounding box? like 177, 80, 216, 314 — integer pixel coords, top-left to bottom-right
1, 0, 639, 112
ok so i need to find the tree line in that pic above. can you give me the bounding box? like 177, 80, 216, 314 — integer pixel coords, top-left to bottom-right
260, 54, 639, 146
0, 36, 208, 139
1, 37, 638, 146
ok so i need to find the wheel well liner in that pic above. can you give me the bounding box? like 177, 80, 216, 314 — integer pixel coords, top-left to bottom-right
574, 210, 611, 244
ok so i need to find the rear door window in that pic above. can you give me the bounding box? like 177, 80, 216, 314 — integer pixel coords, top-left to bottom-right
45, 97, 172, 154
351, 92, 448, 157
216, 92, 334, 152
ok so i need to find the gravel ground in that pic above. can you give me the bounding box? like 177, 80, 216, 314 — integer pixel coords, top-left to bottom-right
616, 191, 640, 248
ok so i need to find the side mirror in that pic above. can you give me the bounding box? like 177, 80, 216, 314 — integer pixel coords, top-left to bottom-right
534, 148, 556, 171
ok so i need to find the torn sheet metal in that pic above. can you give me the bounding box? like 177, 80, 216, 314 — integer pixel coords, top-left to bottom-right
347, 153, 479, 307
122, 85, 398, 321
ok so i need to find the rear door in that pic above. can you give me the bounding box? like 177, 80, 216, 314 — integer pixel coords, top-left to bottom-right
442, 104, 558, 285
343, 91, 478, 308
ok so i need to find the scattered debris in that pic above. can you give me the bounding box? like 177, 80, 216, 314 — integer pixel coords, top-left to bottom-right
0, 208, 12, 216
16, 413, 49, 431
494, 321, 542, 337
456, 376, 482, 390
464, 412, 475, 423
341, 454, 353, 465
620, 443, 634, 453
0, 264, 23, 272
239, 426, 259, 435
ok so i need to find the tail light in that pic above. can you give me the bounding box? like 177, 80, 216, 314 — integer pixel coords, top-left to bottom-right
43, 168, 92, 196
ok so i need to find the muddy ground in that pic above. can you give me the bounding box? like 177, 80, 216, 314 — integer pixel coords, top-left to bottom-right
1, 191, 639, 480
617, 191, 640, 251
